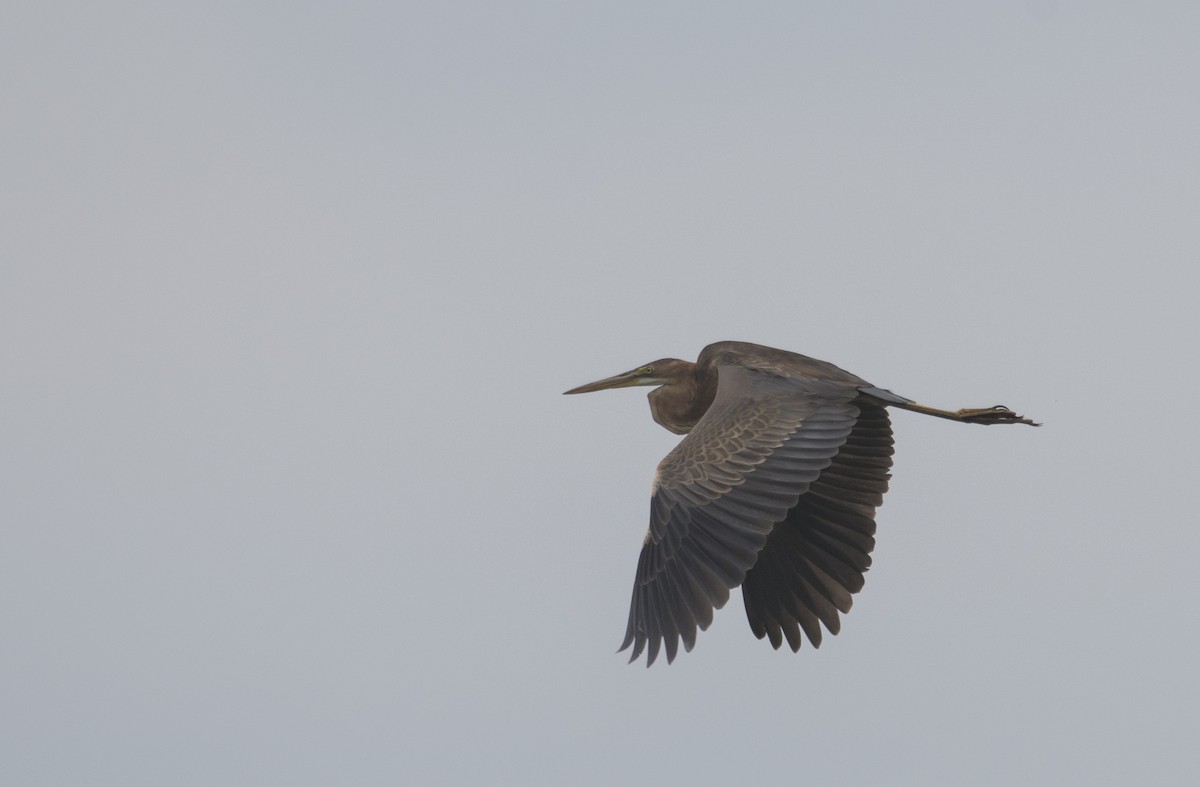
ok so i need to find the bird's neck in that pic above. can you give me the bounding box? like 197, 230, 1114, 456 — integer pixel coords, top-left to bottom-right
648, 373, 713, 435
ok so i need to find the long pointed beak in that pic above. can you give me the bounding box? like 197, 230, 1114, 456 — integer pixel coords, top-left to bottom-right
563, 370, 648, 395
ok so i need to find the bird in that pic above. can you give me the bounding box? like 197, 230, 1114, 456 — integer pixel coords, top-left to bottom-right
564, 340, 1037, 666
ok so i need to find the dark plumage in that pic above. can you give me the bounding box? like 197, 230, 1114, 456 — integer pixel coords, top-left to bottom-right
565, 341, 1037, 666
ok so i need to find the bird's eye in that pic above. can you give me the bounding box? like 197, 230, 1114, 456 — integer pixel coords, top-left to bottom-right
641, 366, 654, 376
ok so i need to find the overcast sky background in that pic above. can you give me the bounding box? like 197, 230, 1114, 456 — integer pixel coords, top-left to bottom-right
3, 2, 1198, 785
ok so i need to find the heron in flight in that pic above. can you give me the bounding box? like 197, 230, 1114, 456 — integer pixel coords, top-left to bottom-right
565, 341, 1036, 666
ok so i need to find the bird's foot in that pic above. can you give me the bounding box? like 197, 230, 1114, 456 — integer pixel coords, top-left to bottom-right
956, 406, 1040, 427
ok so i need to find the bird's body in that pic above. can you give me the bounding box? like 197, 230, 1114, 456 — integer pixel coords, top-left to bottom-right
565, 341, 1036, 666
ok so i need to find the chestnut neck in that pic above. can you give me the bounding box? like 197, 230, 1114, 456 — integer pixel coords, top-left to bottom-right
647, 363, 715, 435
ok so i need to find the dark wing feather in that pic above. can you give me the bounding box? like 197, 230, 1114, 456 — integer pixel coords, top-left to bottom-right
741, 402, 894, 651
620, 365, 862, 666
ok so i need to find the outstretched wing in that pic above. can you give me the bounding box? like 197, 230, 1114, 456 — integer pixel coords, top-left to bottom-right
620, 364, 862, 666
740, 402, 893, 652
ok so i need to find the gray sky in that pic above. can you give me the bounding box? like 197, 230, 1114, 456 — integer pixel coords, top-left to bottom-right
3, 2, 1198, 785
